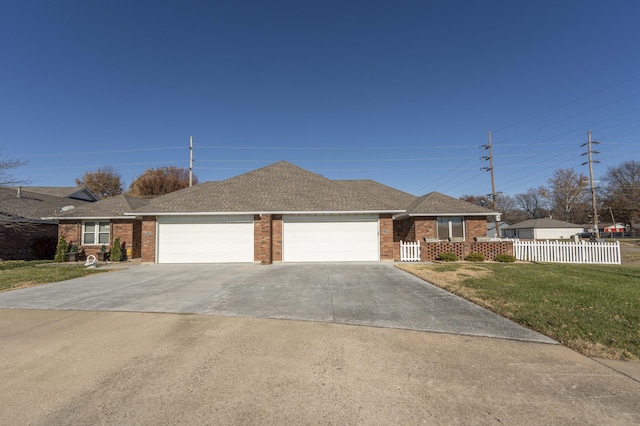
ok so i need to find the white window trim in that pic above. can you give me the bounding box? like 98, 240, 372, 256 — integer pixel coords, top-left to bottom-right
82, 220, 110, 246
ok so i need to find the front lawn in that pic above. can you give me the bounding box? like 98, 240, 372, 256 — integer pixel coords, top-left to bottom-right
397, 262, 640, 361
0, 261, 109, 292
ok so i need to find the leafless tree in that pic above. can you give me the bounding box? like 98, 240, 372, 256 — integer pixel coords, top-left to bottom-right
602, 160, 640, 225
544, 168, 589, 223
515, 187, 548, 219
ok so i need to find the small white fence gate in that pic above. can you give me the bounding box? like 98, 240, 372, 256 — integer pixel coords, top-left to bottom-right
513, 240, 621, 265
400, 241, 421, 262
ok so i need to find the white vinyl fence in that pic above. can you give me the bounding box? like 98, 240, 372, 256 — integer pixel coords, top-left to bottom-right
399, 241, 421, 262
513, 240, 621, 264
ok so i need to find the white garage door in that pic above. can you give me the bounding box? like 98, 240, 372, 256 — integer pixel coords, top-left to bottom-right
157, 215, 254, 263
283, 214, 379, 262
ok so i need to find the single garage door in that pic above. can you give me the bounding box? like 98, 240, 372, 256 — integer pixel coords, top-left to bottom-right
283, 214, 379, 262
157, 215, 254, 263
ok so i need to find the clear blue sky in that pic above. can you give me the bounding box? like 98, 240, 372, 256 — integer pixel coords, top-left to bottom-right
1, 0, 639, 198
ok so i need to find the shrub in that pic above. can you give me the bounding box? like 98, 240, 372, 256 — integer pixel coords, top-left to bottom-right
494, 254, 516, 262
465, 252, 485, 262
436, 252, 458, 262
54, 237, 68, 262
110, 237, 123, 262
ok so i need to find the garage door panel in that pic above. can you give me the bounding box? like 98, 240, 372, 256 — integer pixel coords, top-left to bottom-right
157, 215, 254, 263
283, 215, 379, 262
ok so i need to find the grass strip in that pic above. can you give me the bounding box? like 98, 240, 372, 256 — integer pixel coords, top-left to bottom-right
0, 261, 109, 292
398, 262, 640, 361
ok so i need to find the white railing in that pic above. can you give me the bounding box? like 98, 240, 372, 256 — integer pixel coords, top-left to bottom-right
400, 240, 421, 262
513, 240, 621, 265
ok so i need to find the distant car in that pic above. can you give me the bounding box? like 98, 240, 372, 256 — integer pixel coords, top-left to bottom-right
577, 232, 595, 239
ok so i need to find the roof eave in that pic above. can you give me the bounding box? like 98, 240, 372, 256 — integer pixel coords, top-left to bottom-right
124, 210, 406, 216
55, 216, 134, 220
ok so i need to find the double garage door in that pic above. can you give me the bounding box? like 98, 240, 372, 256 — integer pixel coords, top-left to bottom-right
157, 214, 380, 263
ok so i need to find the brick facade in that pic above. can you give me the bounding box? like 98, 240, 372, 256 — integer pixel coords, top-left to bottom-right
393, 216, 494, 261
379, 214, 394, 261
0, 223, 58, 260
141, 216, 156, 263
58, 219, 144, 260
254, 214, 272, 264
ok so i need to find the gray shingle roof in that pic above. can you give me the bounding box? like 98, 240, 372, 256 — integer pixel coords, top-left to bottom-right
132, 161, 405, 214
405, 192, 497, 216
0, 187, 91, 221
56, 194, 150, 219
335, 180, 417, 209
503, 218, 583, 230
10, 186, 97, 201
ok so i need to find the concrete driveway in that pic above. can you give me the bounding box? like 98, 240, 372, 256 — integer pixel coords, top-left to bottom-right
0, 263, 552, 343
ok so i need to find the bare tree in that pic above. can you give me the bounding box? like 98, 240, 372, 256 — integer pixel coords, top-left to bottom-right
75, 166, 123, 199
495, 194, 524, 223
0, 155, 27, 187
602, 160, 640, 225
515, 187, 548, 219
545, 168, 589, 223
128, 166, 197, 198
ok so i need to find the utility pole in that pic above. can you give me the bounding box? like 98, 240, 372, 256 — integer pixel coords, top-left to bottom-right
581, 130, 600, 238
189, 135, 193, 187
481, 131, 498, 211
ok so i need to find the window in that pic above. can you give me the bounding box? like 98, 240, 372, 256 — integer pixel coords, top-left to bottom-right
83, 221, 110, 245
437, 217, 464, 240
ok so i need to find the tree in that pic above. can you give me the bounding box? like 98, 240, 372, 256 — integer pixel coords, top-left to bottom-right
545, 168, 589, 223
515, 187, 548, 219
75, 166, 123, 199
602, 160, 640, 225
1, 152, 27, 186
128, 166, 197, 198
495, 194, 524, 223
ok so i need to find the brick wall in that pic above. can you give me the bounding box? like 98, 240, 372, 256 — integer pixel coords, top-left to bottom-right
421, 240, 514, 261
379, 214, 394, 261
466, 217, 488, 241
272, 215, 283, 262
59, 219, 143, 260
415, 217, 437, 240
254, 214, 272, 264
141, 216, 156, 263
0, 223, 58, 260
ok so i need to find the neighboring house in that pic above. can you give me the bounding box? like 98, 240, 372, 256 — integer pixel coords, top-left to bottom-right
487, 221, 511, 238
118, 161, 500, 264
51, 194, 151, 259
0, 186, 95, 260
502, 218, 583, 240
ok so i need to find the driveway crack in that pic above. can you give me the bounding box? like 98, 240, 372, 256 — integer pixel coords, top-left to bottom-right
325, 266, 336, 322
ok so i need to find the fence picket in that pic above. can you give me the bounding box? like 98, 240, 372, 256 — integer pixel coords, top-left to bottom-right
513, 240, 620, 264
399, 241, 421, 262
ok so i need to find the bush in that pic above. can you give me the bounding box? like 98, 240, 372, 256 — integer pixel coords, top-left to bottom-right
494, 254, 516, 263
110, 237, 123, 262
436, 252, 458, 262
54, 237, 68, 262
465, 252, 485, 262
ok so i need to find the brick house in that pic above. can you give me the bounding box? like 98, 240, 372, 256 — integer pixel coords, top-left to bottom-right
52, 194, 150, 260
0, 186, 95, 260
116, 161, 502, 264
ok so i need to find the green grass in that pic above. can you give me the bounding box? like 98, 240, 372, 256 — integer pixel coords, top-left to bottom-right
398, 262, 640, 360
0, 261, 109, 292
